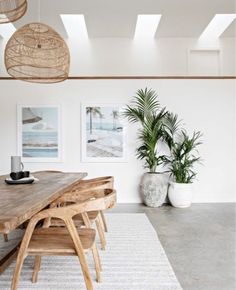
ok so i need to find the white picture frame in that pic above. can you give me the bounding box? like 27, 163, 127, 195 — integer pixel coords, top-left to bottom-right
81, 103, 127, 163
17, 104, 62, 162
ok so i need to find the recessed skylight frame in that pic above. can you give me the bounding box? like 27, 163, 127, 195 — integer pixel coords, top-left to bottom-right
199, 14, 236, 40
60, 14, 88, 38
134, 14, 162, 38
0, 22, 16, 39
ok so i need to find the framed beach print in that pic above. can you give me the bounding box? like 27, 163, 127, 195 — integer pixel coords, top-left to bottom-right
17, 105, 61, 162
81, 104, 127, 162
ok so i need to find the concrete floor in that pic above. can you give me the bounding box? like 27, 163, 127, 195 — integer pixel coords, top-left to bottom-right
109, 203, 236, 290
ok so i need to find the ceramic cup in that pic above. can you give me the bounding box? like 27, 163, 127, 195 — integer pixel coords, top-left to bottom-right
11, 156, 24, 173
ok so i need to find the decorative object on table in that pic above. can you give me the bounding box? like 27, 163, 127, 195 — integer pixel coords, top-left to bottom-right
123, 88, 170, 207
4, 22, 70, 83
7, 155, 34, 184
5, 176, 35, 184
0, 0, 27, 24
10, 171, 30, 180
17, 105, 61, 162
81, 104, 127, 162
11, 155, 24, 173
163, 118, 202, 208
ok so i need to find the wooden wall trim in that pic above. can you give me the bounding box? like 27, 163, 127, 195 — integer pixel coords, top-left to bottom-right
0, 76, 235, 80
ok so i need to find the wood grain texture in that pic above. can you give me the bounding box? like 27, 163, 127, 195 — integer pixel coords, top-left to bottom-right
0, 76, 235, 80
28, 227, 96, 254
0, 172, 87, 234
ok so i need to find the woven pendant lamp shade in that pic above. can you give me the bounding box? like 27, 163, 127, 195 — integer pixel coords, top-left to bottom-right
0, 0, 27, 23
4, 22, 70, 83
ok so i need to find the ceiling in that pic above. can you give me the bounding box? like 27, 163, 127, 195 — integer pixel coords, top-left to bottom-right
10, 0, 236, 38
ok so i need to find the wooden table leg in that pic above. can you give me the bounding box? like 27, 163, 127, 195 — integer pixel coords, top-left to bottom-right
3, 234, 8, 242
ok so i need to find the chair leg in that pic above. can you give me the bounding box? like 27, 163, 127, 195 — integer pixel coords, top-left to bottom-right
81, 212, 91, 228
11, 219, 37, 290
32, 256, 41, 283
95, 218, 106, 251
100, 211, 108, 232
91, 244, 102, 283
11, 254, 26, 290
64, 219, 93, 290
3, 234, 8, 242
94, 244, 102, 272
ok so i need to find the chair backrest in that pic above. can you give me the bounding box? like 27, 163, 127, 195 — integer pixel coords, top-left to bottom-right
71, 176, 114, 192
83, 176, 114, 185
32, 189, 116, 223
70, 179, 113, 193
59, 187, 113, 204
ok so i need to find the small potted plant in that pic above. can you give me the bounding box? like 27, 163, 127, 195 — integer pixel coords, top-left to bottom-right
123, 88, 169, 207
164, 129, 202, 208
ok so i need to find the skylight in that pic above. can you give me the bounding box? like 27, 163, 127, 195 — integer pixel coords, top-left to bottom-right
134, 14, 162, 38
60, 14, 88, 38
0, 22, 16, 39
199, 14, 236, 40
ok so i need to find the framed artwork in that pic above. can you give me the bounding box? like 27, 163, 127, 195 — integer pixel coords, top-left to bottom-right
17, 105, 61, 162
81, 104, 127, 162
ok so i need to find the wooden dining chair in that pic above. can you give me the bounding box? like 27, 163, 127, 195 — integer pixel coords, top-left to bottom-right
11, 188, 116, 290
71, 176, 114, 193
70, 176, 114, 233
47, 180, 113, 250
76, 176, 114, 186
35, 172, 113, 233
34, 172, 112, 233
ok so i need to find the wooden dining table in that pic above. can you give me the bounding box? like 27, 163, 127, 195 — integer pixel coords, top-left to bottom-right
0, 171, 87, 273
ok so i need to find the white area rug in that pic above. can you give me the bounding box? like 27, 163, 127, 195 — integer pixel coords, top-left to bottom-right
0, 214, 182, 290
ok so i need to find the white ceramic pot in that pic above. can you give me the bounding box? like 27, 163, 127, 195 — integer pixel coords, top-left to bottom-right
168, 182, 193, 208
140, 172, 168, 207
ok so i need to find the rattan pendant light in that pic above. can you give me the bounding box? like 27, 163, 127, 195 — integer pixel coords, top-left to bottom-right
0, 0, 27, 23
4, 22, 70, 83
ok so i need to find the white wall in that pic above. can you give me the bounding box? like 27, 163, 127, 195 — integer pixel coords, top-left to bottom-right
0, 37, 235, 76
0, 36, 235, 202
0, 79, 235, 203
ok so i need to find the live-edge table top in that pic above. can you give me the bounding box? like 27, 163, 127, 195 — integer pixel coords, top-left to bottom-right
0, 171, 87, 233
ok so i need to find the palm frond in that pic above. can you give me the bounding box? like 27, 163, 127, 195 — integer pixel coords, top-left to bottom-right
162, 112, 182, 150
133, 88, 160, 117
165, 130, 202, 183
122, 106, 144, 123
123, 88, 160, 125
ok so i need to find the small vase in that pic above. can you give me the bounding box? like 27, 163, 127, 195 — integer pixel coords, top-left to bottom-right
140, 172, 168, 207
168, 182, 193, 208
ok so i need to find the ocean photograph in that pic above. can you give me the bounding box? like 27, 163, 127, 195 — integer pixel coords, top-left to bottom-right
21, 107, 59, 159
85, 106, 124, 158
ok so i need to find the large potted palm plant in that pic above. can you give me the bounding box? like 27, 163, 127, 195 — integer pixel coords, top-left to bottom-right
164, 129, 202, 208
123, 88, 169, 207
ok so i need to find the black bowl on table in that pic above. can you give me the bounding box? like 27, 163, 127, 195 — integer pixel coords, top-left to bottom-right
10, 171, 30, 180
